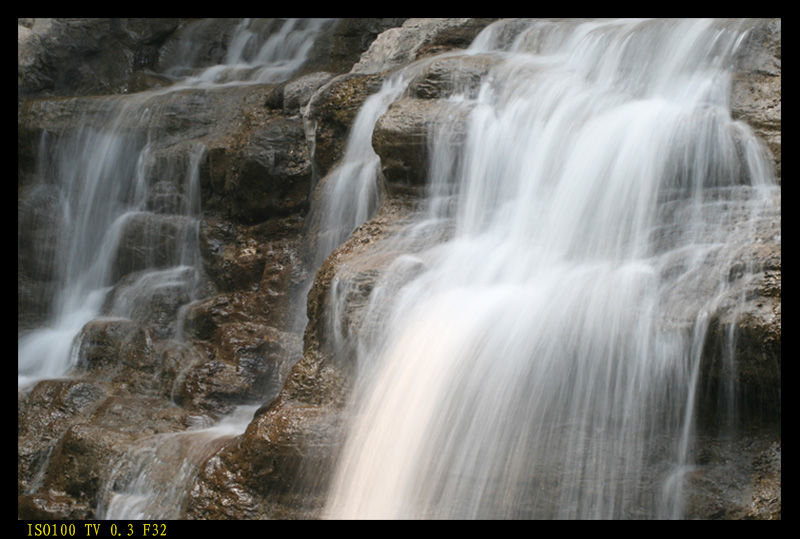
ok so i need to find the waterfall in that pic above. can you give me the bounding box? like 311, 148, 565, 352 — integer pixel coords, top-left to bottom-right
306, 72, 411, 270
18, 18, 335, 389
17, 18, 778, 520
323, 19, 778, 519
17, 99, 205, 387
97, 405, 259, 519
17, 18, 338, 520
166, 18, 337, 87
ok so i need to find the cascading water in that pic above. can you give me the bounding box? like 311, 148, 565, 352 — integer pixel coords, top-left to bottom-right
323, 19, 778, 519
17, 99, 206, 388
97, 405, 260, 519
18, 18, 337, 519
17, 18, 778, 520
18, 17, 335, 388
165, 18, 336, 87
94, 19, 339, 520
306, 72, 411, 271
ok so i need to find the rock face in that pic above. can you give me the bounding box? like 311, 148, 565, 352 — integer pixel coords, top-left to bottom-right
18, 17, 412, 520
18, 18, 179, 99
18, 18, 780, 520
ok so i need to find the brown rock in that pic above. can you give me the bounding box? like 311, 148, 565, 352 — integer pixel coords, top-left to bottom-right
18, 491, 92, 520
179, 324, 301, 416
306, 72, 387, 177
18, 379, 110, 494
372, 96, 472, 187
731, 18, 781, 180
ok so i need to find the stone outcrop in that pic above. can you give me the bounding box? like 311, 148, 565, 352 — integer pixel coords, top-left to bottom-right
18, 19, 780, 520
350, 18, 496, 75
731, 18, 782, 179
18, 18, 183, 100
18, 17, 413, 520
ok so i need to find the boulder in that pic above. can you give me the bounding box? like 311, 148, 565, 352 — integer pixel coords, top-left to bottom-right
372, 96, 473, 188
282, 71, 336, 113
350, 18, 496, 75
306, 72, 388, 177
408, 52, 497, 100
220, 116, 312, 223
18, 18, 183, 100
184, 395, 345, 519
179, 324, 301, 417
18, 379, 110, 495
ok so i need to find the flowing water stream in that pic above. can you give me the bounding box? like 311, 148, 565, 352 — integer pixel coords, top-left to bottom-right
18, 18, 338, 519
18, 17, 336, 388
18, 18, 778, 520
98, 405, 260, 519
322, 19, 778, 519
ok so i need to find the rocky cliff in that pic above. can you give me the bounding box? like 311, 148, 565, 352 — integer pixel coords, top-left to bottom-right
18, 18, 780, 520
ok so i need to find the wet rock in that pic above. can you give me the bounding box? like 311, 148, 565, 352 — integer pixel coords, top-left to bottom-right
111, 212, 195, 281
303, 19, 409, 76
102, 267, 204, 337
17, 18, 413, 521
700, 298, 781, 428
237, 117, 312, 221
306, 71, 388, 177
282, 71, 335, 113
18, 379, 110, 494
18, 85, 315, 227
18, 490, 93, 520
18, 18, 183, 100
350, 18, 496, 75
303, 195, 418, 368
179, 324, 301, 416
17, 18, 781, 520
21, 392, 203, 513
72, 317, 206, 400
17, 183, 65, 282
182, 294, 249, 342
185, 196, 423, 518
372, 96, 473, 187
43, 423, 136, 503
731, 19, 781, 180
17, 272, 58, 335
17, 183, 65, 329
146, 85, 316, 225
114, 213, 192, 280
408, 52, 497, 100
184, 395, 345, 519
89, 394, 198, 436
150, 340, 206, 402
73, 318, 140, 374
684, 432, 781, 519
700, 189, 780, 428
182, 197, 421, 518
196, 214, 308, 329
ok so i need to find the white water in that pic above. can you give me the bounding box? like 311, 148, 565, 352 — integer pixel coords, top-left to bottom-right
17, 106, 206, 388
18, 19, 337, 520
324, 19, 778, 519
18, 18, 777, 520
18, 18, 335, 389
306, 72, 412, 270
98, 405, 259, 519
166, 18, 337, 88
